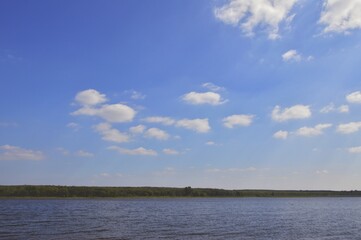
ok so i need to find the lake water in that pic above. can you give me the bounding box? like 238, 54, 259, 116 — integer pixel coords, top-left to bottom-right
1, 198, 361, 239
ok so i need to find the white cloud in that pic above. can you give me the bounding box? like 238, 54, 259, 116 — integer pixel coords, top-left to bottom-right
75, 89, 107, 106
0, 145, 44, 161
319, 0, 361, 33
214, 0, 298, 39
143, 116, 176, 126
130, 90, 146, 100
176, 118, 210, 133
202, 82, 225, 92
129, 124, 146, 134
282, 49, 301, 62
316, 170, 329, 175
206, 167, 257, 173
66, 122, 79, 129
144, 128, 170, 140
108, 146, 157, 156
295, 123, 332, 137
273, 130, 288, 139
223, 114, 254, 128
72, 103, 136, 123
336, 121, 361, 134
348, 146, 361, 153
206, 141, 216, 145
75, 150, 94, 158
346, 91, 361, 104
182, 92, 226, 105
94, 123, 129, 143
163, 148, 180, 155
272, 105, 311, 122
320, 103, 349, 113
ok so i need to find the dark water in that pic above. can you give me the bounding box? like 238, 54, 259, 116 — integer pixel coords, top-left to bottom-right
1, 198, 361, 239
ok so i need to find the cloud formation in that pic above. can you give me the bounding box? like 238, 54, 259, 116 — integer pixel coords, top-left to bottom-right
129, 125, 146, 134
144, 128, 170, 140
272, 105, 311, 122
214, 0, 298, 39
348, 146, 361, 154
108, 146, 157, 156
94, 123, 129, 143
75, 89, 107, 106
295, 124, 332, 137
320, 103, 349, 113
162, 148, 180, 155
273, 130, 288, 139
202, 82, 225, 92
75, 150, 94, 158
182, 92, 226, 105
337, 121, 361, 134
0, 145, 44, 161
222, 114, 254, 128
346, 91, 361, 104
319, 0, 361, 33
176, 118, 210, 133
143, 116, 176, 125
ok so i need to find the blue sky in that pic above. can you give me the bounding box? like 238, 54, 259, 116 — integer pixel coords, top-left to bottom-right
1, 0, 361, 190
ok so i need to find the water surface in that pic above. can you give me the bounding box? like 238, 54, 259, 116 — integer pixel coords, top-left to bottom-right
1, 198, 360, 239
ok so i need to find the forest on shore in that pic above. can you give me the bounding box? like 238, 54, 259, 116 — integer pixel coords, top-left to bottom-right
1, 185, 361, 198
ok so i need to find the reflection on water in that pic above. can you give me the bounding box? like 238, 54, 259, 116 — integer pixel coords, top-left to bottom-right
1, 198, 361, 239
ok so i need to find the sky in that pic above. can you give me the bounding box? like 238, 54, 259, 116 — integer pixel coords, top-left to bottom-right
1, 0, 361, 190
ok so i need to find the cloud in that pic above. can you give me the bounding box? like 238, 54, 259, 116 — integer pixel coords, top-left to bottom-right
202, 82, 225, 92
182, 92, 226, 105
348, 146, 361, 153
273, 130, 288, 139
214, 0, 298, 39
336, 121, 361, 134
162, 148, 180, 155
295, 123, 332, 137
176, 118, 210, 133
75, 89, 107, 106
94, 123, 129, 143
282, 49, 301, 62
0, 145, 44, 161
129, 124, 146, 134
205, 167, 257, 173
130, 91, 146, 100
346, 91, 361, 104
222, 114, 254, 128
72, 103, 136, 123
108, 146, 157, 156
144, 128, 170, 140
272, 105, 311, 122
75, 150, 94, 158
143, 116, 176, 126
316, 170, 329, 175
319, 0, 361, 33
320, 103, 349, 113
206, 141, 216, 146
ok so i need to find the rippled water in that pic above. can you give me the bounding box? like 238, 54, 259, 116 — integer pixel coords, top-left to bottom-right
1, 198, 361, 239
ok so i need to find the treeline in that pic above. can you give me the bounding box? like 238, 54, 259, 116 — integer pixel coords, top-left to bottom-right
0, 185, 361, 198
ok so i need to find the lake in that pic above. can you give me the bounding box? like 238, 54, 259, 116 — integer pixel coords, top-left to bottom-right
1, 198, 361, 239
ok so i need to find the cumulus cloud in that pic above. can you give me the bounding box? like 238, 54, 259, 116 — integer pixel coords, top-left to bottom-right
272, 105, 311, 122
336, 121, 361, 134
295, 123, 332, 137
182, 92, 226, 105
176, 118, 210, 133
108, 146, 157, 156
143, 116, 176, 126
319, 0, 361, 33
273, 130, 288, 139
75, 150, 94, 158
222, 114, 254, 128
162, 148, 180, 155
0, 145, 44, 161
320, 103, 349, 113
94, 123, 129, 143
129, 124, 146, 134
72, 103, 136, 123
144, 128, 170, 140
75, 89, 107, 106
282, 49, 301, 62
346, 91, 361, 104
202, 82, 225, 92
348, 146, 361, 153
214, 0, 298, 39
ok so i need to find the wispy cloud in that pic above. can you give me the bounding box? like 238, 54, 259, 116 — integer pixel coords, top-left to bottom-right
108, 146, 157, 156
0, 145, 44, 161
